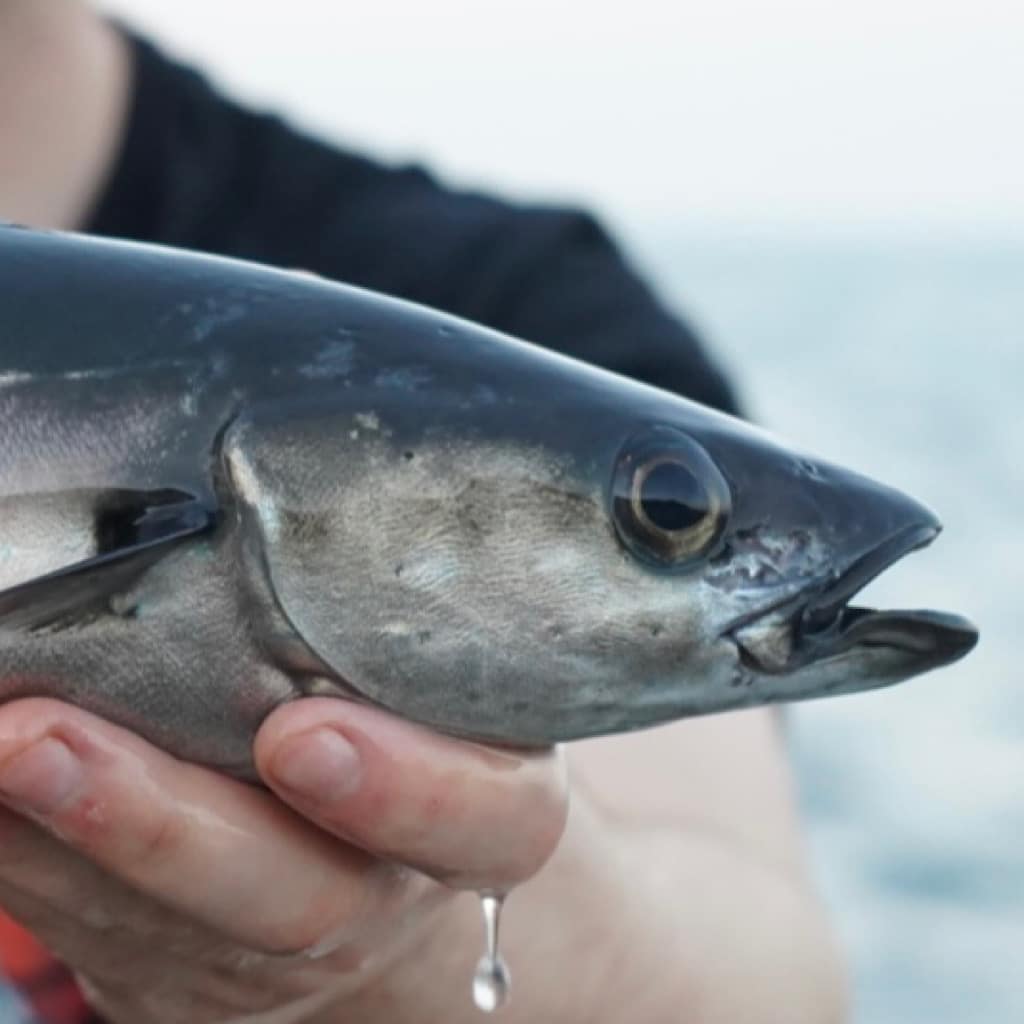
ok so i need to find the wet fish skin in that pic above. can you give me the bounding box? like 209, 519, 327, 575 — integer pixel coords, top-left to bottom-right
0, 226, 977, 777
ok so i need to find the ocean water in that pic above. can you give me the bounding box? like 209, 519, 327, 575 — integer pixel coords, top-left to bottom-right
629, 230, 1023, 1023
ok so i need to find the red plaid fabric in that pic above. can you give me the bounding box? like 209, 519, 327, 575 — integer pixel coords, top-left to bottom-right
0, 914, 93, 1023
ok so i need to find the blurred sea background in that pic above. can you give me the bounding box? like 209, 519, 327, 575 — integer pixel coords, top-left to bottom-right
99, 2, 1024, 1019
630, 230, 1024, 1023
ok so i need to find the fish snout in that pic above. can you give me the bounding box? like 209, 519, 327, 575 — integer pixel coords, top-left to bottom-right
720, 463, 977, 682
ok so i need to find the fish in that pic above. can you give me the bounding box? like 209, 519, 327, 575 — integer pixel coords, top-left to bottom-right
0, 224, 978, 778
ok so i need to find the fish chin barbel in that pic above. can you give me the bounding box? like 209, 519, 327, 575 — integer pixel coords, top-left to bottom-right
0, 226, 978, 778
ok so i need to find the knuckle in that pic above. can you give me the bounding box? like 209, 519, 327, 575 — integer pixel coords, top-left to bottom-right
129, 806, 190, 870
252, 863, 401, 959
251, 911, 334, 958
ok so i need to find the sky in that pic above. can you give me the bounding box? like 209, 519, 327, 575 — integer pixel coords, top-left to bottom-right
99, 0, 1024, 239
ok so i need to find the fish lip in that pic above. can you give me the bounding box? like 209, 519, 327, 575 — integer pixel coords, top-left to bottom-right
825, 607, 979, 660
726, 521, 979, 673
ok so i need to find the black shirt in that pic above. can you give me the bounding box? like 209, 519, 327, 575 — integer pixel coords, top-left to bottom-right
86, 33, 739, 416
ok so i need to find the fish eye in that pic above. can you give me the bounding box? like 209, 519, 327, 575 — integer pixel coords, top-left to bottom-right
611, 427, 731, 569
636, 460, 706, 532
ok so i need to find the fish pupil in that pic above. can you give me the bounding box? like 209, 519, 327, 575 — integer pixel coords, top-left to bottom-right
640, 462, 706, 532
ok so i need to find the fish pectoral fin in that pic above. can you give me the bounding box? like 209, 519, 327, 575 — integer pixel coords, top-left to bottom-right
0, 490, 216, 632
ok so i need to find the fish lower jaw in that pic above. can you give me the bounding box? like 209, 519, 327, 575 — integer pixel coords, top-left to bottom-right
730, 602, 979, 677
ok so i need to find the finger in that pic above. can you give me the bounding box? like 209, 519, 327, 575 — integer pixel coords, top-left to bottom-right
0, 869, 345, 1024
254, 699, 569, 891
0, 806, 293, 972
0, 698, 428, 955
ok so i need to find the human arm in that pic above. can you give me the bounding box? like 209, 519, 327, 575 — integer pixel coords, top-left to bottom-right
0, 695, 844, 1024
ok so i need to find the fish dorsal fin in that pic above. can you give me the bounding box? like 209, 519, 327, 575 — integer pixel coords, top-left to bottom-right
0, 489, 215, 632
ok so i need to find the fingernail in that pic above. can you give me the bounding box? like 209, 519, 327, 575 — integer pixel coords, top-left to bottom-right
271, 728, 362, 803
0, 737, 83, 816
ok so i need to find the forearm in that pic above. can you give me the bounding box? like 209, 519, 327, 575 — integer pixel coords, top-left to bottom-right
548, 712, 848, 1023
498, 793, 844, 1023
582, 814, 848, 1024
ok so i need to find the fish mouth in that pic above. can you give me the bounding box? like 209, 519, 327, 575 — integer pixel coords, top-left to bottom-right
728, 523, 979, 674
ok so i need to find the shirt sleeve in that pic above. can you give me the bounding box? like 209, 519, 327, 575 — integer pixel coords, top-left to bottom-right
87, 33, 742, 418
309, 174, 743, 415
427, 202, 744, 415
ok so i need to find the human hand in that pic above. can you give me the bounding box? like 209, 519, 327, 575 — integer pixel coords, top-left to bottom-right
0, 697, 568, 1023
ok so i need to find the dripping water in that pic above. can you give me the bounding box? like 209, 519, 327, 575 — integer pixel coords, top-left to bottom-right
472, 891, 510, 1012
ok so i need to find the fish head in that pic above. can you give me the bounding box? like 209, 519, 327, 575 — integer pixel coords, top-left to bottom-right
225, 315, 978, 744
657, 409, 979, 710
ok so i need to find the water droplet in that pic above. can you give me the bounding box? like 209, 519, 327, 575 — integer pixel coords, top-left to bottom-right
472, 892, 511, 1013
473, 954, 511, 1013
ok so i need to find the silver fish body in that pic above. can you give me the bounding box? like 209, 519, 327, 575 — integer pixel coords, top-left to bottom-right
0, 226, 977, 777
